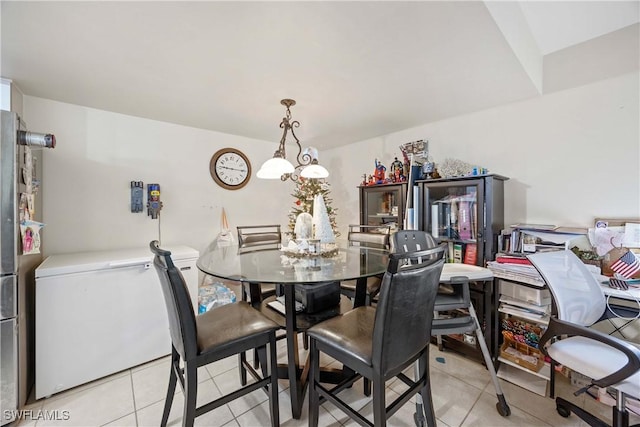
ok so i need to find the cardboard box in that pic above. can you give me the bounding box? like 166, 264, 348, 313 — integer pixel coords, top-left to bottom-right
500, 337, 545, 372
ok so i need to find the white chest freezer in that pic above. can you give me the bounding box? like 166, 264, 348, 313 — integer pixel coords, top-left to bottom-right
35, 245, 198, 399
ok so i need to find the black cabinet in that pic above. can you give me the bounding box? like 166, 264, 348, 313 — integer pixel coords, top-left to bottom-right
358, 183, 407, 231
357, 175, 507, 362
418, 174, 507, 362
419, 174, 508, 265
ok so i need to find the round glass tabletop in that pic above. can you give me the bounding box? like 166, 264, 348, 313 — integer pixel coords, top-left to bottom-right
196, 241, 389, 284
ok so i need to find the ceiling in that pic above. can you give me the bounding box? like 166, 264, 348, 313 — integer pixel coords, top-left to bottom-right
2, 1, 638, 150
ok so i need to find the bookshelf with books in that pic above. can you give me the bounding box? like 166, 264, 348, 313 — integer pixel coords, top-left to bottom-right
358, 183, 407, 231
419, 174, 508, 266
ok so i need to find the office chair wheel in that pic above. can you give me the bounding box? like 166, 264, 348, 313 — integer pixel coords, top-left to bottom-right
496, 401, 511, 417
556, 403, 571, 418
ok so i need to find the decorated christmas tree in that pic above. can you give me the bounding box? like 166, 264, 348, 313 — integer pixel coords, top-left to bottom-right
287, 178, 340, 238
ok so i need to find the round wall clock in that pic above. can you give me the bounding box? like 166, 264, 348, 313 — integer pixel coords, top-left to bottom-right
209, 148, 251, 190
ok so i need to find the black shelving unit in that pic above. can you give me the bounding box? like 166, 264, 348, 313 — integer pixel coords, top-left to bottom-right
419, 174, 507, 361
358, 183, 407, 231
419, 174, 508, 266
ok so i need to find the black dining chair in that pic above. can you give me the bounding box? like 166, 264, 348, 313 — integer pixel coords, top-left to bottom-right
340, 224, 391, 305
149, 241, 280, 427
392, 230, 511, 421
236, 224, 282, 302
307, 244, 446, 427
235, 225, 293, 371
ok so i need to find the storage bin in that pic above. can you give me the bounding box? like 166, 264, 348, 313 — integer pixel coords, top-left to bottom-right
295, 281, 341, 313
500, 280, 551, 306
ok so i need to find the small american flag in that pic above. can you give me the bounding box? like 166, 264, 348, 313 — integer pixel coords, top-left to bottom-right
610, 250, 640, 279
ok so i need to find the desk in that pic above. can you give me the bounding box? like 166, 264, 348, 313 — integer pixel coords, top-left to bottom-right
601, 283, 640, 301
197, 241, 389, 419
599, 284, 640, 342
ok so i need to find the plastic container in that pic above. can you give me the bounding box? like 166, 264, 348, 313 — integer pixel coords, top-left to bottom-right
198, 281, 236, 314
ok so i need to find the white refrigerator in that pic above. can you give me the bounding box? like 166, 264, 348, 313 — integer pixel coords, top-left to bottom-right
35, 245, 198, 399
1, 110, 56, 424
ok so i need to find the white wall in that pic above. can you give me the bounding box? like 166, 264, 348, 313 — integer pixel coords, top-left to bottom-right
23, 97, 297, 256
326, 72, 640, 234
24, 72, 639, 255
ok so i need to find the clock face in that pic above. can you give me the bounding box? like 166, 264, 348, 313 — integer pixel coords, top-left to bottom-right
210, 148, 251, 190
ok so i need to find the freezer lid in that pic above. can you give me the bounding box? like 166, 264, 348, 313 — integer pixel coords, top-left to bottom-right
35, 245, 199, 278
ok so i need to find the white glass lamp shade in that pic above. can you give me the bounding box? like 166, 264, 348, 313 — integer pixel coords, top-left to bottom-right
300, 164, 329, 178
256, 157, 295, 179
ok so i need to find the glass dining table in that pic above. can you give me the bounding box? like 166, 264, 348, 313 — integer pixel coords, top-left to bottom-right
196, 240, 390, 419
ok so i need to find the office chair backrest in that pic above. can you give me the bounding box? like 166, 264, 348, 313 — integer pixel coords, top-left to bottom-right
347, 224, 391, 249
150, 240, 198, 360
392, 229, 437, 252
237, 225, 282, 248
528, 250, 606, 327
373, 245, 445, 376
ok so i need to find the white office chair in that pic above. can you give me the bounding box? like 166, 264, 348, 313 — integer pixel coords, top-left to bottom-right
529, 250, 640, 427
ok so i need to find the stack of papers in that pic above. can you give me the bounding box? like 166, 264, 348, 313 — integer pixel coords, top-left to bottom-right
267, 297, 304, 315
487, 261, 546, 287
499, 295, 550, 322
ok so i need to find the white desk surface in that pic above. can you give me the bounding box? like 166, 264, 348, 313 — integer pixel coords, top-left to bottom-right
593, 274, 640, 301
441, 263, 493, 282
601, 284, 640, 301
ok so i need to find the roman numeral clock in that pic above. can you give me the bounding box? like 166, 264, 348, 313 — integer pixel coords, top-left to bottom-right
209, 148, 252, 190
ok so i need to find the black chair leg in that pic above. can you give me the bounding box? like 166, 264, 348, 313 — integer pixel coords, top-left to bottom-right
268, 336, 280, 427
256, 341, 280, 427
183, 362, 197, 427
253, 348, 260, 369
161, 349, 179, 427
309, 339, 320, 427
256, 346, 268, 379
556, 397, 609, 427
239, 352, 247, 386
419, 351, 437, 427
372, 374, 386, 427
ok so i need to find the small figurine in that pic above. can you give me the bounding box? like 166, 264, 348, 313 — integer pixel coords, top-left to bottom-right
294, 212, 313, 240
390, 157, 405, 182
361, 173, 368, 186
421, 161, 435, 179
373, 159, 386, 184
367, 175, 375, 186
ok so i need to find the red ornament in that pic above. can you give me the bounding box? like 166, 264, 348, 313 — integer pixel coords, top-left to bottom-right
295, 200, 301, 206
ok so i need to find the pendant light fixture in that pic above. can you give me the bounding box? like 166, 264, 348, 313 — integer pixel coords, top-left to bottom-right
256, 99, 329, 182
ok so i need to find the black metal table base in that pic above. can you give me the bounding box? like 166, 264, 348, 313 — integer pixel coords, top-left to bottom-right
261, 277, 368, 419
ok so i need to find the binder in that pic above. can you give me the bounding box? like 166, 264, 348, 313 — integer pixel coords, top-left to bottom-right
453, 244, 463, 263
464, 243, 477, 265
458, 201, 472, 240
431, 205, 439, 238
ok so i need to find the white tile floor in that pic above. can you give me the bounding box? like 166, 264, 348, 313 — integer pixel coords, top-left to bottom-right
17, 336, 639, 427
